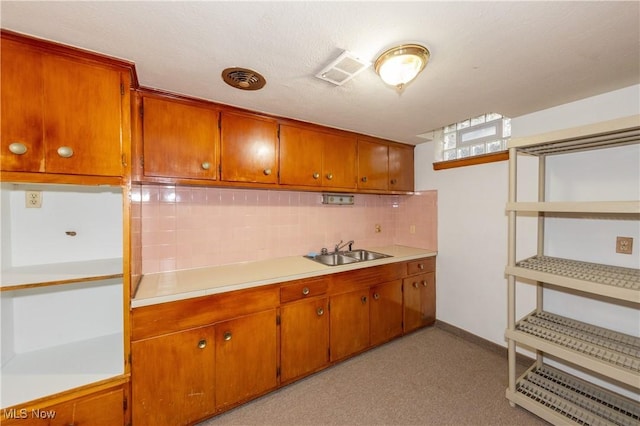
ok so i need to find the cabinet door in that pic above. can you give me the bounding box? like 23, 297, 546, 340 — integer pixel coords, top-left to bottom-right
370, 280, 403, 346
279, 124, 323, 187
357, 138, 388, 190
220, 111, 278, 183
329, 289, 370, 362
43, 54, 124, 176
1, 39, 45, 172
322, 132, 357, 189
389, 144, 414, 192
280, 297, 329, 383
404, 272, 436, 333
132, 326, 216, 426
142, 96, 218, 180
215, 309, 277, 410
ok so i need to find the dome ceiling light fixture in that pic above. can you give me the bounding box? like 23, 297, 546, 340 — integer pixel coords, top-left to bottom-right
374, 44, 430, 91
221, 67, 266, 90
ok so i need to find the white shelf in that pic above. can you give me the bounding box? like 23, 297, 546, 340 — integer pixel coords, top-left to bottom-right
1, 258, 123, 291
506, 256, 640, 303
508, 115, 640, 155
506, 311, 640, 388
506, 364, 640, 426
505, 201, 640, 214
0, 332, 123, 408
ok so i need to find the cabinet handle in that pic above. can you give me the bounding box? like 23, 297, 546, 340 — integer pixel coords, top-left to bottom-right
422, 280, 428, 287
8, 142, 27, 155
201, 161, 211, 170
418, 263, 425, 270
316, 307, 324, 316
197, 339, 207, 349
57, 146, 74, 158
361, 296, 367, 304
302, 287, 310, 295
312, 172, 320, 179
263, 168, 272, 176
326, 173, 333, 180
223, 331, 232, 341
413, 282, 419, 289
390, 178, 397, 185
361, 176, 368, 183
373, 293, 380, 300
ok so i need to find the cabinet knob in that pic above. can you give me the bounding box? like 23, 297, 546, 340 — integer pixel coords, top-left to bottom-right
57, 146, 74, 158
223, 331, 232, 341
201, 161, 211, 170
390, 178, 397, 185
422, 280, 428, 287
263, 168, 272, 176
302, 287, 310, 295
361, 296, 367, 304
373, 293, 380, 300
413, 282, 419, 289
312, 172, 320, 179
418, 263, 425, 270
316, 307, 324, 316
326, 173, 333, 180
8, 142, 27, 155
197, 339, 207, 349
361, 176, 368, 183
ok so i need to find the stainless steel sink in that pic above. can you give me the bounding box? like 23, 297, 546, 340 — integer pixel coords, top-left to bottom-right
343, 249, 391, 261
312, 253, 361, 266
306, 249, 391, 266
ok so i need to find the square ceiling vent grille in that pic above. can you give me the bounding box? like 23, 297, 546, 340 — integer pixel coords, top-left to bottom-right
315, 50, 371, 86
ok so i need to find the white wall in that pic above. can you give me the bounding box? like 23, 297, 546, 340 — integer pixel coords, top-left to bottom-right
415, 84, 640, 347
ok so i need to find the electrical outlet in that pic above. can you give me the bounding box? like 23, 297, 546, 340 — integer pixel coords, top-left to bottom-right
25, 191, 42, 208
616, 236, 633, 255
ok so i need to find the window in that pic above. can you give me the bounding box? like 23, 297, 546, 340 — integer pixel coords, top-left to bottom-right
435, 113, 511, 163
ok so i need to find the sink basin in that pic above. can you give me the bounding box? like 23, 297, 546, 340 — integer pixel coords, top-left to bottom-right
343, 249, 391, 261
306, 249, 391, 266
311, 253, 361, 266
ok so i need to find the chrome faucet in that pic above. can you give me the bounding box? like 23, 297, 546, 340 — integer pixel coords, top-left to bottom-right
334, 239, 354, 253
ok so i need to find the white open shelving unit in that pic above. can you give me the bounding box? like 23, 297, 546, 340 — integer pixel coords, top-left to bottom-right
0, 183, 124, 408
505, 115, 640, 425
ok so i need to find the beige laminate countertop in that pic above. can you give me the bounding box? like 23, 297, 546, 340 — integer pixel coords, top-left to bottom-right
132, 245, 437, 308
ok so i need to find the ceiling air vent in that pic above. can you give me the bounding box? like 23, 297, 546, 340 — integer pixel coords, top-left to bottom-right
222, 67, 266, 90
315, 50, 371, 86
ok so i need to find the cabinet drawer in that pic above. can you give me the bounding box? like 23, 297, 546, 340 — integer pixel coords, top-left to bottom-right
406, 257, 435, 276
280, 277, 328, 303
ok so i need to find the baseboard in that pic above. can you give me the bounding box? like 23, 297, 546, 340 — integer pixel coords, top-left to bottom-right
434, 320, 533, 367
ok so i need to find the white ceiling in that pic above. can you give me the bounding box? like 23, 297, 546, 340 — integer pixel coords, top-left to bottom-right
2, 1, 639, 145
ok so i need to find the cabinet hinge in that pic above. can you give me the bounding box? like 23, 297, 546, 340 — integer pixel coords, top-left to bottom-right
123, 396, 128, 411
140, 157, 144, 169
218, 116, 221, 130
128, 352, 132, 365
277, 125, 280, 139
122, 154, 127, 167
218, 164, 222, 177
276, 315, 281, 326
139, 104, 144, 118
120, 82, 125, 96
276, 366, 280, 378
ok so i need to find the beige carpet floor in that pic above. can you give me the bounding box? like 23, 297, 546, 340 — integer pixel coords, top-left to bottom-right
198, 324, 548, 426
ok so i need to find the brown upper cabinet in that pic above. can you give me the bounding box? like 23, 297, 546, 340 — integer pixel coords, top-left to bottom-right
389, 144, 415, 192
141, 95, 219, 181
357, 136, 415, 192
357, 137, 390, 191
279, 124, 357, 189
1, 36, 130, 178
220, 111, 278, 184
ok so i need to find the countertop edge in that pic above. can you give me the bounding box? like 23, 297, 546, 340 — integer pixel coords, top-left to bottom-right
132, 246, 437, 308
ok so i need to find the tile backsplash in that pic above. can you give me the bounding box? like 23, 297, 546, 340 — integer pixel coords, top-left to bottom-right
140, 185, 437, 273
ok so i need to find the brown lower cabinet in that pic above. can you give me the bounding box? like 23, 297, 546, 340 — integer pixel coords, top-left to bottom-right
130, 256, 435, 425
1, 386, 124, 426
